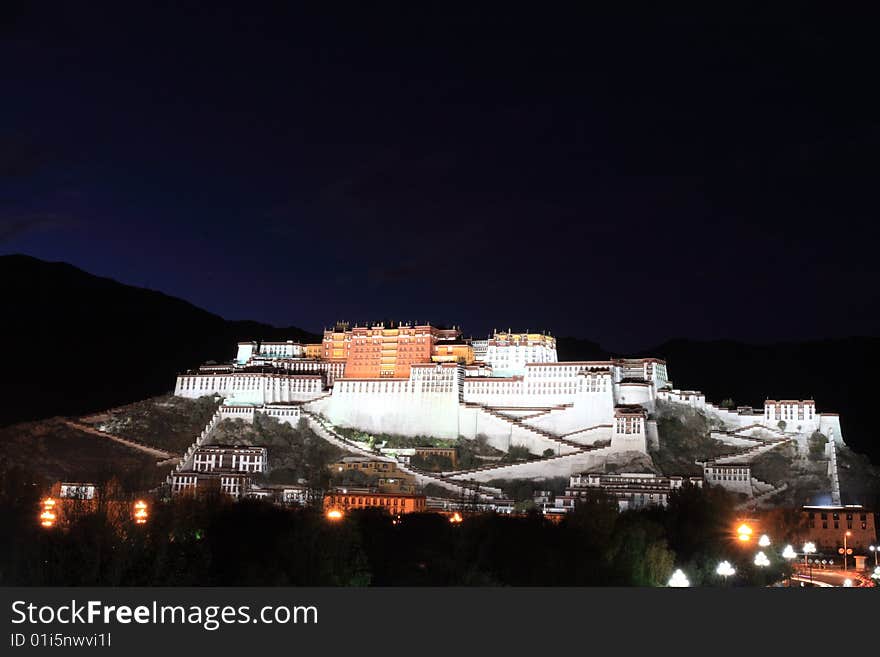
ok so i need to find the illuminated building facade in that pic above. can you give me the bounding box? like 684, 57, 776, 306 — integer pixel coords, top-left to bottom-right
323, 489, 427, 514
485, 331, 557, 376
321, 322, 461, 378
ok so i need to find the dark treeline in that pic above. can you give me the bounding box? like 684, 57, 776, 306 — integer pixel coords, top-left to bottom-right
0, 465, 793, 587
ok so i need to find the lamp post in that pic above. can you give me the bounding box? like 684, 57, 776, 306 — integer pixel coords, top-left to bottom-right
803, 542, 816, 583
668, 569, 690, 587
758, 534, 771, 547
754, 551, 770, 568
840, 531, 852, 572
716, 560, 736, 585
782, 545, 797, 587
869, 545, 878, 568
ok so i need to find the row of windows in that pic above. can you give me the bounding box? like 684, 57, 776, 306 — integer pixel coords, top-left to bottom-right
179, 376, 320, 391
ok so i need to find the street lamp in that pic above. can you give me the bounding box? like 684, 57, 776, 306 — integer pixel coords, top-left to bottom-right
840, 531, 852, 572
758, 534, 771, 547
668, 569, 690, 587
871, 566, 880, 581
737, 523, 753, 543
869, 545, 878, 568
803, 542, 817, 582
843, 578, 853, 587
782, 545, 797, 587
754, 551, 770, 568
716, 560, 736, 584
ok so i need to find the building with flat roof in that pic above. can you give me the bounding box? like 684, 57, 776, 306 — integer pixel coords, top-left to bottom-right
555, 472, 703, 512
323, 488, 426, 515
801, 505, 877, 551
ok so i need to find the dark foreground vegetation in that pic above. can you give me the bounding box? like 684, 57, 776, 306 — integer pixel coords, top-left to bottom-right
0, 464, 793, 587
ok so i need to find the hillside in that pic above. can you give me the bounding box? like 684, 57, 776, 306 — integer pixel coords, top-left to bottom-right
0, 254, 319, 426
0, 418, 169, 490
641, 338, 880, 463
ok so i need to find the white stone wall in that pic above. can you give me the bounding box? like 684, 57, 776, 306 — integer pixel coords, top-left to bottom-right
446, 446, 616, 482
457, 405, 579, 455
236, 342, 256, 364
704, 463, 753, 495
175, 372, 324, 404
615, 381, 654, 409
257, 341, 304, 358
818, 414, 844, 445
610, 415, 647, 453
485, 341, 557, 376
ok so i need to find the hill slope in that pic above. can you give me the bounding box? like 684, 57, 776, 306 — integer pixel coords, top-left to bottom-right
640, 338, 880, 463
0, 254, 319, 425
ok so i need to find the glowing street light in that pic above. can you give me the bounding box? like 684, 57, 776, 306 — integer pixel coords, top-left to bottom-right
716, 560, 736, 583
133, 500, 149, 525
39, 497, 57, 529
737, 523, 753, 543
754, 551, 770, 567
803, 542, 817, 581
449, 512, 463, 524
668, 569, 690, 587
326, 508, 344, 521
870, 545, 878, 568
758, 534, 771, 547
840, 531, 853, 571
842, 578, 853, 587
871, 566, 880, 581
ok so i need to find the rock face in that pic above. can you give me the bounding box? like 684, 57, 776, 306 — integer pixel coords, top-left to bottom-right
598, 451, 659, 474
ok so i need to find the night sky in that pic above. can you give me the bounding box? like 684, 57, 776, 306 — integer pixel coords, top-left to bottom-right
2, 4, 878, 351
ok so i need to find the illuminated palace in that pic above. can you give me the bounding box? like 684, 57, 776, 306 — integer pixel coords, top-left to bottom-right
174, 320, 847, 483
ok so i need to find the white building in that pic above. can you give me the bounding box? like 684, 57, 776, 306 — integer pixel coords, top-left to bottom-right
554, 472, 703, 511
177, 332, 847, 483
256, 340, 305, 359
169, 472, 251, 499
59, 483, 97, 500
484, 331, 557, 376
703, 461, 753, 495
175, 366, 325, 405
192, 445, 267, 474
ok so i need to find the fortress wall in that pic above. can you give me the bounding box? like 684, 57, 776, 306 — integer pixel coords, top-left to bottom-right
709, 432, 763, 448
609, 431, 646, 454
175, 374, 323, 405
818, 415, 844, 445
446, 447, 615, 482
524, 388, 615, 435
458, 405, 579, 456
325, 391, 461, 439
561, 425, 614, 447
615, 382, 654, 409
646, 419, 659, 450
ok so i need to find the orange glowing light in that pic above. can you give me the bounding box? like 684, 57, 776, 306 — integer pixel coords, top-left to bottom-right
736, 523, 753, 541
326, 508, 344, 521
133, 500, 149, 525
39, 497, 57, 528
449, 512, 463, 524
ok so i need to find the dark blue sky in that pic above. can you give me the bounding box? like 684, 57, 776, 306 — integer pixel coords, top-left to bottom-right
2, 3, 879, 351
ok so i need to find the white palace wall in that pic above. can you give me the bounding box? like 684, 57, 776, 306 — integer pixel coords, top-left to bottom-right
175, 372, 324, 405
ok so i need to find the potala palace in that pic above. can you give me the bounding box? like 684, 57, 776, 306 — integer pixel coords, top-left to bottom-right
173, 322, 846, 499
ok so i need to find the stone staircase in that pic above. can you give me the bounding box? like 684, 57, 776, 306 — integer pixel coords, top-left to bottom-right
301, 410, 501, 499
478, 405, 585, 454
713, 438, 793, 465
